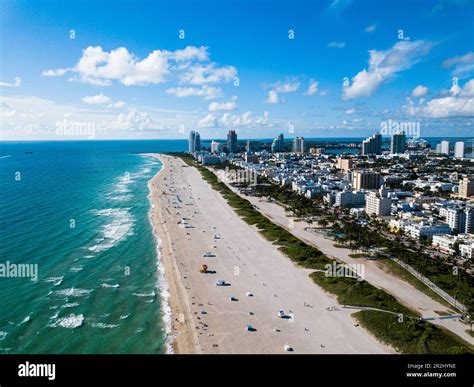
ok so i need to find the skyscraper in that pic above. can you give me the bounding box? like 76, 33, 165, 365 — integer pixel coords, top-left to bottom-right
390, 131, 406, 154
227, 130, 238, 153
361, 133, 382, 155
188, 131, 201, 152
271, 133, 285, 152
454, 141, 465, 159
292, 137, 305, 153
440, 140, 449, 155
459, 176, 474, 198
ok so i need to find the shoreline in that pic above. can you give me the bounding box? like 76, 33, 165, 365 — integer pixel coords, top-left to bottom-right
146, 154, 198, 354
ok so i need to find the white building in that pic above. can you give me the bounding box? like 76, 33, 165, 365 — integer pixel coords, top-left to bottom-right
454, 141, 465, 159
405, 222, 451, 239
440, 140, 449, 155
334, 190, 366, 207
365, 187, 392, 217
211, 141, 223, 154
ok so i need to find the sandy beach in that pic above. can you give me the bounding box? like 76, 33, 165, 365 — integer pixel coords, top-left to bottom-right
148, 154, 391, 354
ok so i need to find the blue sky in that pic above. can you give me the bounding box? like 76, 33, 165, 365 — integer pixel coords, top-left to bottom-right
1, 0, 473, 140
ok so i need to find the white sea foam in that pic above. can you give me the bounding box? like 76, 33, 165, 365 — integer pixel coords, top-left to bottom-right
89, 208, 134, 253
56, 288, 92, 297
62, 302, 79, 308
132, 290, 155, 298
146, 163, 174, 354
19, 315, 31, 325
45, 276, 63, 286
50, 314, 84, 329
0, 331, 8, 339
119, 314, 130, 320
70, 267, 83, 273
101, 283, 120, 289
90, 322, 119, 329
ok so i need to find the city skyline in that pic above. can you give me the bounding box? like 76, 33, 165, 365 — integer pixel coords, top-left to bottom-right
1, 0, 473, 141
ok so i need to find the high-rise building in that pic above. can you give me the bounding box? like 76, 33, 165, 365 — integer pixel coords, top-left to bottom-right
454, 141, 465, 159
390, 131, 406, 154
292, 137, 305, 153
459, 176, 474, 198
188, 131, 201, 152
227, 130, 238, 153
337, 158, 354, 171
271, 133, 285, 153
211, 140, 223, 154
352, 171, 383, 191
440, 140, 450, 155
365, 186, 392, 217
361, 133, 382, 155
446, 207, 467, 233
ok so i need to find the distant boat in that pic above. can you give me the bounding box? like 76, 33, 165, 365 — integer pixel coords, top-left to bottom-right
25, 151, 33, 154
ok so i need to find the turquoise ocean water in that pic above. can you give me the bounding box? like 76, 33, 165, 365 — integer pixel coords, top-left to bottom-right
0, 140, 186, 354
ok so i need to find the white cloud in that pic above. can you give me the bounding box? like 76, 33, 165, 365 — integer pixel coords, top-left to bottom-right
303, 79, 318, 96
165, 85, 221, 100
116, 108, 155, 130
42, 68, 70, 77
345, 108, 356, 114
328, 41, 346, 48
342, 40, 433, 100
265, 80, 300, 103
208, 96, 237, 111
82, 92, 111, 104
108, 101, 126, 108
266, 90, 281, 104
180, 63, 237, 85
442, 51, 474, 78
405, 79, 474, 118
43, 45, 236, 89
198, 111, 271, 128
365, 24, 376, 33
411, 85, 429, 98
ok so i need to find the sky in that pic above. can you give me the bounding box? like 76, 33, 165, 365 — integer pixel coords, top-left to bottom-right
0, 0, 473, 141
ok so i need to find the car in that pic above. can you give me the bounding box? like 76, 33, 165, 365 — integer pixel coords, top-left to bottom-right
229, 296, 238, 301
246, 292, 253, 297
215, 280, 226, 286
203, 252, 214, 257
278, 310, 286, 318
246, 324, 255, 332
284, 345, 293, 352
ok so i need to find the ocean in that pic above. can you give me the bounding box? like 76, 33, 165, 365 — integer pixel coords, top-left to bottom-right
0, 140, 187, 354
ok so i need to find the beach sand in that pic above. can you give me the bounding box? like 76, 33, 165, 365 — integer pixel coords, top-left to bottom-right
148, 154, 391, 354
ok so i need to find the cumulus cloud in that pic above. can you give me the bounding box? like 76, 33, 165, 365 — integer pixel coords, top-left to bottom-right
43, 45, 236, 90
82, 92, 111, 104
411, 85, 429, 98
328, 41, 346, 48
405, 79, 474, 118
345, 108, 356, 114
208, 96, 237, 111
165, 85, 221, 100
116, 108, 155, 130
265, 80, 300, 104
108, 101, 126, 108
303, 79, 318, 96
342, 40, 433, 100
